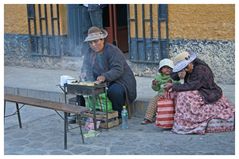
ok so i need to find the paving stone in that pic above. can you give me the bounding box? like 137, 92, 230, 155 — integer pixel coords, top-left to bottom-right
4, 66, 235, 155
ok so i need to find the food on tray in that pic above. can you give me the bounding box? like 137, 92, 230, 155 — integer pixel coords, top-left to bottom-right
70, 80, 79, 83
69, 80, 104, 86
78, 82, 96, 86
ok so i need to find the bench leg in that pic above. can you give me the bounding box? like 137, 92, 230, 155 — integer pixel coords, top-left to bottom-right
105, 89, 109, 129
79, 117, 85, 144
4, 100, 6, 124
92, 96, 97, 130
64, 112, 68, 149
16, 103, 22, 128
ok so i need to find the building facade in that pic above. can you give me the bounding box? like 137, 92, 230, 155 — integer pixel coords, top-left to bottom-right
4, 4, 235, 84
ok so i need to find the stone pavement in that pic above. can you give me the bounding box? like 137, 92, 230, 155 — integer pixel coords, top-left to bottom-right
3, 66, 236, 155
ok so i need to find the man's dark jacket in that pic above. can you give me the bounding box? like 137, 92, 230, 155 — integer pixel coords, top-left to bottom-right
81, 43, 137, 103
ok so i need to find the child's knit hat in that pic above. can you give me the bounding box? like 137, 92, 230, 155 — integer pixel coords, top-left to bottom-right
158, 58, 174, 70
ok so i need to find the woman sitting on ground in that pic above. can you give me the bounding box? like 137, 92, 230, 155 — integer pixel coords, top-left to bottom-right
164, 51, 235, 134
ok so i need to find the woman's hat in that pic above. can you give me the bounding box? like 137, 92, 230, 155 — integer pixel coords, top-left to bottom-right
84, 26, 108, 42
158, 58, 174, 70
173, 51, 197, 72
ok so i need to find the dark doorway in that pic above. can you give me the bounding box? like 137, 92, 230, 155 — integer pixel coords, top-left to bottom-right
103, 4, 128, 53
67, 4, 128, 56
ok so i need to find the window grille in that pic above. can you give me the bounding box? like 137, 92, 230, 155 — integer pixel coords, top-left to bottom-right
27, 4, 62, 57
128, 4, 169, 63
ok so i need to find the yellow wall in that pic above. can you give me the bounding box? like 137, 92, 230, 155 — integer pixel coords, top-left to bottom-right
4, 4, 67, 35
59, 4, 67, 35
5, 4, 234, 40
129, 4, 235, 40
168, 4, 235, 40
4, 4, 28, 34
130, 4, 161, 39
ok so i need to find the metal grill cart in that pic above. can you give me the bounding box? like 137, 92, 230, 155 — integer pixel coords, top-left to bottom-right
59, 82, 109, 130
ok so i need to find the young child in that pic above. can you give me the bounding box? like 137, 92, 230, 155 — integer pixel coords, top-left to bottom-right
141, 58, 177, 124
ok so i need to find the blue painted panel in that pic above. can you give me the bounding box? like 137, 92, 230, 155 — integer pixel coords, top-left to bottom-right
130, 38, 167, 63
138, 40, 145, 61
130, 40, 138, 61
152, 41, 160, 62
160, 40, 169, 58
145, 39, 153, 61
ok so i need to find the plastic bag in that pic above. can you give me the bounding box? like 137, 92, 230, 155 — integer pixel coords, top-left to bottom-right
85, 93, 113, 112
155, 92, 175, 128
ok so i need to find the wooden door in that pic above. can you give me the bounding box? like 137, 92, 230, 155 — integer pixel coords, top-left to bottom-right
103, 4, 128, 52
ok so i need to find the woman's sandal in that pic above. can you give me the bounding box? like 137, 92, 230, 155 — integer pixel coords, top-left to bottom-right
141, 119, 153, 125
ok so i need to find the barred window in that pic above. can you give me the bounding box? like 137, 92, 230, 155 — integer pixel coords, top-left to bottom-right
26, 4, 62, 57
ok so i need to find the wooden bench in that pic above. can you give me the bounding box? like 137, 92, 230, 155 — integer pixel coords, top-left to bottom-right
4, 94, 89, 149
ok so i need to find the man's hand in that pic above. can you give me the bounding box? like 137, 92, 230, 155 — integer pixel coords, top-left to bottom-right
96, 75, 106, 83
